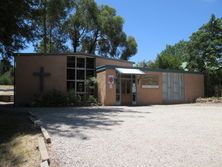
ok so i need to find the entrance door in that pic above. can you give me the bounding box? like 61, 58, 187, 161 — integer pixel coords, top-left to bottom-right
121, 79, 131, 105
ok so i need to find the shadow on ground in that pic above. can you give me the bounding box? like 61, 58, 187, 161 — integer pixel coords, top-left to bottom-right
0, 104, 40, 166
31, 107, 150, 140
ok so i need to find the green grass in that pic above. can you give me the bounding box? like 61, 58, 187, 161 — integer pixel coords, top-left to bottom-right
0, 110, 41, 167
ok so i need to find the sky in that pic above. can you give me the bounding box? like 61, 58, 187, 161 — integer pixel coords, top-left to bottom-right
21, 0, 222, 63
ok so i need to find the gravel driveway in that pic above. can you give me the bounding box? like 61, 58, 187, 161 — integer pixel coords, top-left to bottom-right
32, 104, 222, 167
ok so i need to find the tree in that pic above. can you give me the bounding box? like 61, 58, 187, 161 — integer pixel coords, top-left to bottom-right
155, 54, 182, 70
135, 60, 157, 68
65, 0, 137, 60
138, 40, 188, 70
0, 0, 39, 59
187, 15, 222, 96
35, 0, 71, 53
187, 15, 222, 72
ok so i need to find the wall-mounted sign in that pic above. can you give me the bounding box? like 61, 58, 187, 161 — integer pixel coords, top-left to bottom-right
141, 75, 159, 89
108, 75, 114, 88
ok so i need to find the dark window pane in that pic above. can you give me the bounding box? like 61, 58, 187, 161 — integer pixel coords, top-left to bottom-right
116, 80, 120, 94
122, 82, 125, 94
77, 94, 85, 101
127, 82, 131, 94
77, 82, 85, 92
67, 81, 75, 91
77, 70, 85, 80
86, 70, 95, 79
116, 95, 120, 102
133, 94, 136, 101
67, 69, 75, 80
86, 58, 95, 69
77, 58, 85, 68
67, 56, 75, 68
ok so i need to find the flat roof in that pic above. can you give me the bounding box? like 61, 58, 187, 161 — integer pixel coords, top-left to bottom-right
96, 65, 204, 75
116, 68, 145, 75
14, 52, 134, 64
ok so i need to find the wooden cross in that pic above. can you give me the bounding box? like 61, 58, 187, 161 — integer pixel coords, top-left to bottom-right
33, 66, 51, 92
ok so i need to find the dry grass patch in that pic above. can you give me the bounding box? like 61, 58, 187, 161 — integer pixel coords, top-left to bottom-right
0, 110, 41, 167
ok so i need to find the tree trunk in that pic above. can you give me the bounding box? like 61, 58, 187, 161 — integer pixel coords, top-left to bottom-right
89, 30, 99, 54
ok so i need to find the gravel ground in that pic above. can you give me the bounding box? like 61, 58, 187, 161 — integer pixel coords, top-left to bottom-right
32, 104, 222, 167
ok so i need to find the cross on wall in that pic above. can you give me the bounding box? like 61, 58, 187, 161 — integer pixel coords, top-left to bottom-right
33, 66, 51, 92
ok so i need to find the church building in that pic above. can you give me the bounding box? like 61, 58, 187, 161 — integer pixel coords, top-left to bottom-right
15, 53, 204, 106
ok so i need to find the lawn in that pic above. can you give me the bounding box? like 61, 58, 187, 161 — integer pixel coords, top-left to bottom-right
0, 109, 41, 167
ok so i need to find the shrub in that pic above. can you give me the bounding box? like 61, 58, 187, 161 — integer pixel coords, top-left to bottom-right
32, 89, 67, 107
66, 89, 81, 105
86, 95, 97, 105
0, 69, 13, 85
32, 89, 88, 107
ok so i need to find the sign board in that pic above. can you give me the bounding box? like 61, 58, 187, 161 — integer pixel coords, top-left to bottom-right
108, 75, 114, 88
142, 85, 159, 88
141, 75, 159, 89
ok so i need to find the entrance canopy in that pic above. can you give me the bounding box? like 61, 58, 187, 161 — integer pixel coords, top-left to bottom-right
116, 68, 145, 75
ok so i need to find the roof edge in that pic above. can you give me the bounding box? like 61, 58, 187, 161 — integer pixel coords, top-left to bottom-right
96, 65, 204, 75
14, 52, 134, 64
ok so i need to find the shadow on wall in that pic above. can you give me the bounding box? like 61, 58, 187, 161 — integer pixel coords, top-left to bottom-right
31, 107, 150, 140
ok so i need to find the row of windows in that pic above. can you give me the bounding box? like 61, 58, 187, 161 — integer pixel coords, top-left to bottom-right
67, 57, 95, 69
67, 69, 94, 80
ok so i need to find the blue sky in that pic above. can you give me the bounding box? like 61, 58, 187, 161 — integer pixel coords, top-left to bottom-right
21, 0, 222, 63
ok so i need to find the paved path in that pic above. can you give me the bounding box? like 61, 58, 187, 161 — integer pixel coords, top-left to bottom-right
32, 104, 222, 167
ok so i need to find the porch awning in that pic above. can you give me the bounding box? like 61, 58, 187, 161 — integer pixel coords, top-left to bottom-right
115, 68, 145, 75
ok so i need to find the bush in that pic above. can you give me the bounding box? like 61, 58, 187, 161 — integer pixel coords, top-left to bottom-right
32, 89, 67, 107
32, 89, 89, 107
0, 69, 13, 85
86, 95, 97, 105
66, 89, 81, 105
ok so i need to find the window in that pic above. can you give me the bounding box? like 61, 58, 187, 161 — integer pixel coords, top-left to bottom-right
76, 81, 85, 92
86, 58, 95, 69
67, 69, 75, 80
126, 82, 131, 94
77, 58, 85, 68
116, 94, 120, 101
77, 70, 85, 80
67, 56, 75, 68
67, 56, 96, 101
77, 94, 85, 101
67, 81, 75, 91
86, 70, 94, 79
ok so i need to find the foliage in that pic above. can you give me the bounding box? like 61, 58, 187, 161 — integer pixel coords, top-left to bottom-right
0, 58, 12, 74
32, 89, 67, 106
34, 0, 71, 53
0, 68, 14, 85
32, 88, 98, 106
0, 0, 39, 59
63, 0, 137, 60
66, 89, 81, 105
187, 15, 222, 72
155, 54, 182, 70
135, 60, 157, 68
136, 40, 188, 69
86, 95, 97, 104
186, 15, 222, 96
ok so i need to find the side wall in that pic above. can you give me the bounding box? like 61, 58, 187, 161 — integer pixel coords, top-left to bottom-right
96, 69, 116, 105
96, 57, 133, 67
15, 56, 67, 105
97, 70, 106, 105
104, 69, 116, 105
184, 73, 204, 102
136, 72, 163, 105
